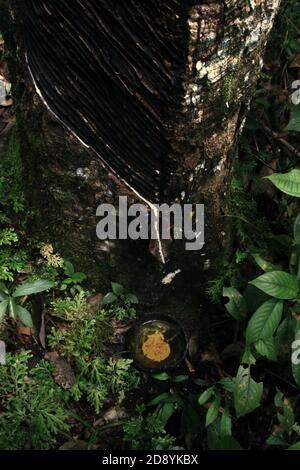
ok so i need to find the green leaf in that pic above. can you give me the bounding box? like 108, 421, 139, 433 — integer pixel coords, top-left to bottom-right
216, 436, 242, 450
266, 170, 300, 198
220, 406, 232, 438
0, 299, 9, 322
72, 272, 87, 283
13, 279, 54, 297
294, 214, 300, 245
156, 402, 175, 427
241, 346, 256, 365
246, 299, 283, 344
267, 434, 288, 447
102, 292, 118, 306
151, 372, 170, 381
254, 337, 277, 361
234, 366, 263, 418
199, 387, 215, 406
218, 378, 235, 393
147, 393, 172, 407
0, 282, 9, 295
62, 278, 73, 285
171, 375, 189, 383
15, 305, 33, 328
9, 298, 18, 320
64, 261, 75, 276
288, 442, 300, 450
249, 271, 299, 300
194, 378, 209, 387
206, 395, 221, 427
222, 287, 247, 321
111, 282, 125, 296
126, 293, 139, 305
252, 253, 280, 272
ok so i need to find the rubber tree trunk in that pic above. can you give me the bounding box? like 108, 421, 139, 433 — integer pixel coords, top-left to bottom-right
0, 1, 281, 318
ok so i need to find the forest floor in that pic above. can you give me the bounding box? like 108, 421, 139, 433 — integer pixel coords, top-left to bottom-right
1, 1, 300, 451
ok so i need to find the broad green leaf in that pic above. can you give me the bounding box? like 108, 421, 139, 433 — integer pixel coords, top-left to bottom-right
266, 170, 300, 198
147, 393, 175, 407
246, 299, 283, 344
64, 261, 75, 276
218, 378, 235, 393
156, 402, 175, 427
9, 298, 18, 320
216, 436, 242, 450
194, 378, 209, 387
171, 375, 189, 383
111, 282, 125, 296
15, 305, 33, 329
0, 282, 9, 295
72, 272, 86, 283
222, 287, 247, 321
13, 279, 54, 297
249, 271, 299, 300
151, 372, 170, 381
220, 406, 232, 438
206, 395, 221, 427
126, 293, 139, 305
241, 346, 256, 365
102, 292, 118, 306
254, 337, 277, 361
0, 299, 9, 322
62, 278, 74, 285
199, 387, 215, 406
288, 442, 300, 450
252, 253, 279, 272
234, 366, 263, 418
267, 434, 288, 447
294, 214, 300, 245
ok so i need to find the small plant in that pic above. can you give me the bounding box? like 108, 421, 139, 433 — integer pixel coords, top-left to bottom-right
103, 282, 138, 321
267, 390, 300, 448
123, 405, 176, 450
0, 351, 70, 450
48, 311, 140, 414
50, 291, 90, 321
61, 261, 87, 295
0, 278, 54, 328
227, 214, 300, 377
40, 244, 64, 268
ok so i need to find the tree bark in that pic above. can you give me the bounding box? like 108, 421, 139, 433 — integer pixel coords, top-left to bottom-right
0, 1, 281, 319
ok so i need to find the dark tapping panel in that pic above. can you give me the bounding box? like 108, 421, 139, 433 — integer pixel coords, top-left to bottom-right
18, 0, 190, 203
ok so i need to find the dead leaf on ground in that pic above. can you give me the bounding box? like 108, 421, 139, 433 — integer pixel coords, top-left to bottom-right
290, 54, 300, 68
87, 293, 104, 313
45, 352, 76, 389
93, 406, 129, 427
